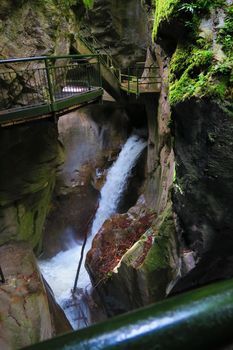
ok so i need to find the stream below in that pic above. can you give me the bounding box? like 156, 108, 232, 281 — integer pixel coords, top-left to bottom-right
39, 134, 147, 329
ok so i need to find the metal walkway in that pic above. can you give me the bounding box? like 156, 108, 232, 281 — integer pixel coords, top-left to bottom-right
0, 55, 103, 126
0, 44, 161, 126
76, 28, 161, 96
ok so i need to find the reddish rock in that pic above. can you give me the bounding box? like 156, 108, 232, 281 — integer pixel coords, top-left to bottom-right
86, 204, 156, 283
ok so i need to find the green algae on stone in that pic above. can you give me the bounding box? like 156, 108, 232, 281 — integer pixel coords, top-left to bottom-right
142, 207, 176, 272
117, 205, 179, 304
153, 0, 181, 38
166, 2, 233, 105
138, 205, 178, 301
153, 0, 225, 39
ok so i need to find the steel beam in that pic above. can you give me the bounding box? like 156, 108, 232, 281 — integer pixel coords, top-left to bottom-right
22, 279, 233, 350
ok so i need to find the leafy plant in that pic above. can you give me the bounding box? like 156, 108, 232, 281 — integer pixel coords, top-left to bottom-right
178, 3, 199, 13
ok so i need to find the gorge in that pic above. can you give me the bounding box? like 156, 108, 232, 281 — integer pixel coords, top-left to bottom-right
0, 0, 233, 349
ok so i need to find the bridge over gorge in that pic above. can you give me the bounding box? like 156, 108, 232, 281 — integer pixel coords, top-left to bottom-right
0, 51, 161, 126
0, 55, 103, 126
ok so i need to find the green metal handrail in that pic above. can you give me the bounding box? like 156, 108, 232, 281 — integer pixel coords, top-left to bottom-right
0, 54, 99, 64
77, 28, 161, 96
121, 65, 161, 96
0, 55, 103, 124
78, 27, 121, 77
22, 278, 233, 350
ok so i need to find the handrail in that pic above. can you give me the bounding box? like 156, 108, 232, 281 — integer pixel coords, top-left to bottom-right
77, 28, 161, 96
78, 27, 120, 69
0, 54, 99, 65
0, 55, 103, 125
21, 278, 233, 350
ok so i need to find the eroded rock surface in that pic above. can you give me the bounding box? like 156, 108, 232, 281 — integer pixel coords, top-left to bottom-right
86, 200, 178, 316
0, 242, 53, 350
0, 121, 62, 250
81, 0, 149, 68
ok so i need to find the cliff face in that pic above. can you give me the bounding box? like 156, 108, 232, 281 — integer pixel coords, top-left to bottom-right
0, 122, 62, 250
152, 0, 233, 290
85, 0, 233, 315
0, 242, 54, 350
80, 0, 150, 67
0, 1, 76, 59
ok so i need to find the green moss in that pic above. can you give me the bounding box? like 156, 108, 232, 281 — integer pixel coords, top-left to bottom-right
35, 0, 94, 14
142, 207, 176, 272
153, 0, 180, 38
17, 179, 55, 251
153, 0, 225, 39
217, 6, 233, 56
56, 0, 94, 10
136, 205, 178, 302
168, 2, 233, 105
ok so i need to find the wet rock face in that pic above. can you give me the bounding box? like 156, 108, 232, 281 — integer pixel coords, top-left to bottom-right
86, 201, 179, 316
144, 45, 175, 212
86, 204, 156, 282
86, 202, 156, 314
0, 1, 76, 109
0, 242, 53, 350
173, 99, 233, 258
81, 0, 149, 67
0, 1, 74, 59
0, 121, 62, 250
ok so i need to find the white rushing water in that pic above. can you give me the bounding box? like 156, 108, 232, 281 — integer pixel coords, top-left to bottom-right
39, 134, 147, 329
90, 134, 147, 237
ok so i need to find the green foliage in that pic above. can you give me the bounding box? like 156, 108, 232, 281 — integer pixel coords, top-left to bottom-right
52, 0, 94, 11
82, 0, 94, 8
217, 6, 233, 55
169, 37, 232, 105
142, 206, 175, 272
152, 0, 180, 38
153, 0, 225, 39
161, 1, 233, 105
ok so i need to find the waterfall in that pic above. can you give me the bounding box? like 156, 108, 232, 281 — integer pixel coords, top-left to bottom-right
39, 134, 147, 329
90, 134, 147, 238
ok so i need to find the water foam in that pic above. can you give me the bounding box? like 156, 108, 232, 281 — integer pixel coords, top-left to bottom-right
90, 135, 147, 236
39, 134, 147, 329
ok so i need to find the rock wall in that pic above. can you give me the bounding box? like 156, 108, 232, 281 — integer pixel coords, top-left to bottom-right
0, 121, 62, 251
86, 0, 233, 316
0, 1, 76, 59
80, 0, 150, 68
0, 242, 54, 350
153, 0, 233, 290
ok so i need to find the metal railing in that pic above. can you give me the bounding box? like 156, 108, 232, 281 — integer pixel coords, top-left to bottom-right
77, 28, 161, 96
0, 54, 103, 124
78, 27, 121, 81
121, 64, 161, 96
21, 278, 233, 350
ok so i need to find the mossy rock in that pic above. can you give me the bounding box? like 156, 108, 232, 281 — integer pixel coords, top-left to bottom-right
165, 2, 233, 104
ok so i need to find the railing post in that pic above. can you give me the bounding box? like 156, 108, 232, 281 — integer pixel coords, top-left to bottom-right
87, 64, 91, 91
127, 67, 130, 94
136, 66, 139, 97
97, 55, 102, 88
118, 68, 121, 84
44, 58, 55, 113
